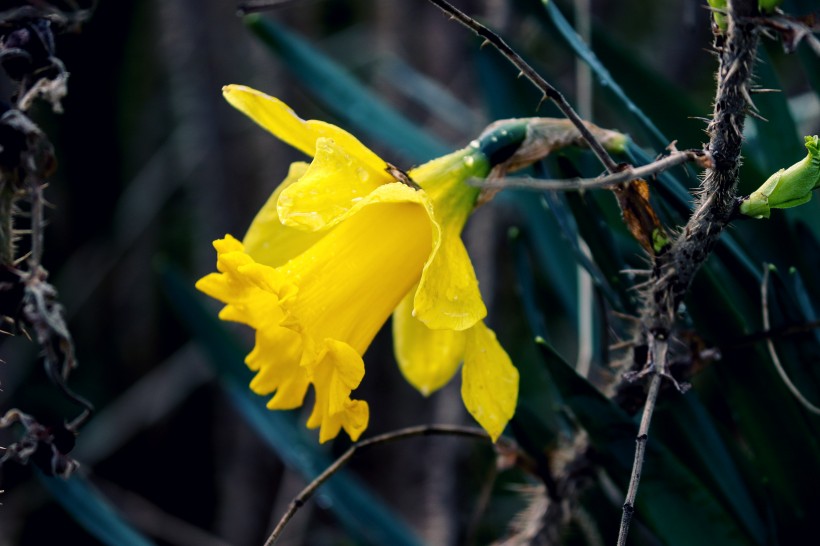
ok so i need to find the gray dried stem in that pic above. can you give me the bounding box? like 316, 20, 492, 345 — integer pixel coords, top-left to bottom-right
479, 149, 709, 191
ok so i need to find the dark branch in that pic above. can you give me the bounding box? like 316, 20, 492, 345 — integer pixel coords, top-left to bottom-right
477, 149, 709, 191
264, 425, 524, 545
641, 0, 761, 337
620, 0, 763, 543
425, 0, 620, 174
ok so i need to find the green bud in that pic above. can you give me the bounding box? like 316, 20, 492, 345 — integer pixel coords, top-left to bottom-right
707, 0, 728, 32
740, 136, 820, 219
758, 0, 783, 14
652, 227, 670, 254
474, 118, 628, 176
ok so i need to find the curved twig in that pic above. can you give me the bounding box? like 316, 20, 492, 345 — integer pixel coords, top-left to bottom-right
264, 424, 523, 545
761, 266, 820, 415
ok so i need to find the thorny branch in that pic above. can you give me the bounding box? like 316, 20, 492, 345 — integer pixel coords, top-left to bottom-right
619, 0, 762, 543
0, 1, 95, 480
425, 0, 621, 175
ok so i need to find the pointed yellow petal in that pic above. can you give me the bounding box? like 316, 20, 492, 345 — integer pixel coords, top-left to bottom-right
277, 137, 393, 230
224, 85, 316, 156
461, 322, 518, 442
393, 290, 466, 395
414, 225, 486, 331
223, 85, 386, 169
243, 161, 328, 267
406, 150, 488, 331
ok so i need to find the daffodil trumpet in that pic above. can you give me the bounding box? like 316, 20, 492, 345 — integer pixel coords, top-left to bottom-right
197, 84, 627, 443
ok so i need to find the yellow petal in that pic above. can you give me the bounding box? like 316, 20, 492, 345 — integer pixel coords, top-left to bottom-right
247, 327, 310, 410
243, 161, 328, 267
392, 290, 466, 395
306, 339, 369, 442
195, 237, 294, 329
407, 150, 488, 331
461, 322, 519, 442
315, 399, 369, 444
284, 191, 434, 355
414, 225, 486, 331
223, 84, 386, 168
195, 236, 308, 411
277, 137, 393, 231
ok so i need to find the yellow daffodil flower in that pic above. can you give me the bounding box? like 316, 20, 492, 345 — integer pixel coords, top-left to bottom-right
197, 85, 518, 443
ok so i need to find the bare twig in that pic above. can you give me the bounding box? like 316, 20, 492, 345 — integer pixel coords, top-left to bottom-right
761, 266, 820, 415
477, 149, 708, 191
742, 12, 820, 55
729, 319, 820, 347
237, 0, 306, 15
264, 425, 522, 546
424, 0, 620, 174
616, 336, 665, 546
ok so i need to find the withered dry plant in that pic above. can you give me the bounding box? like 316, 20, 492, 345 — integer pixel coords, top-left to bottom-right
242, 0, 820, 545
0, 2, 95, 480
